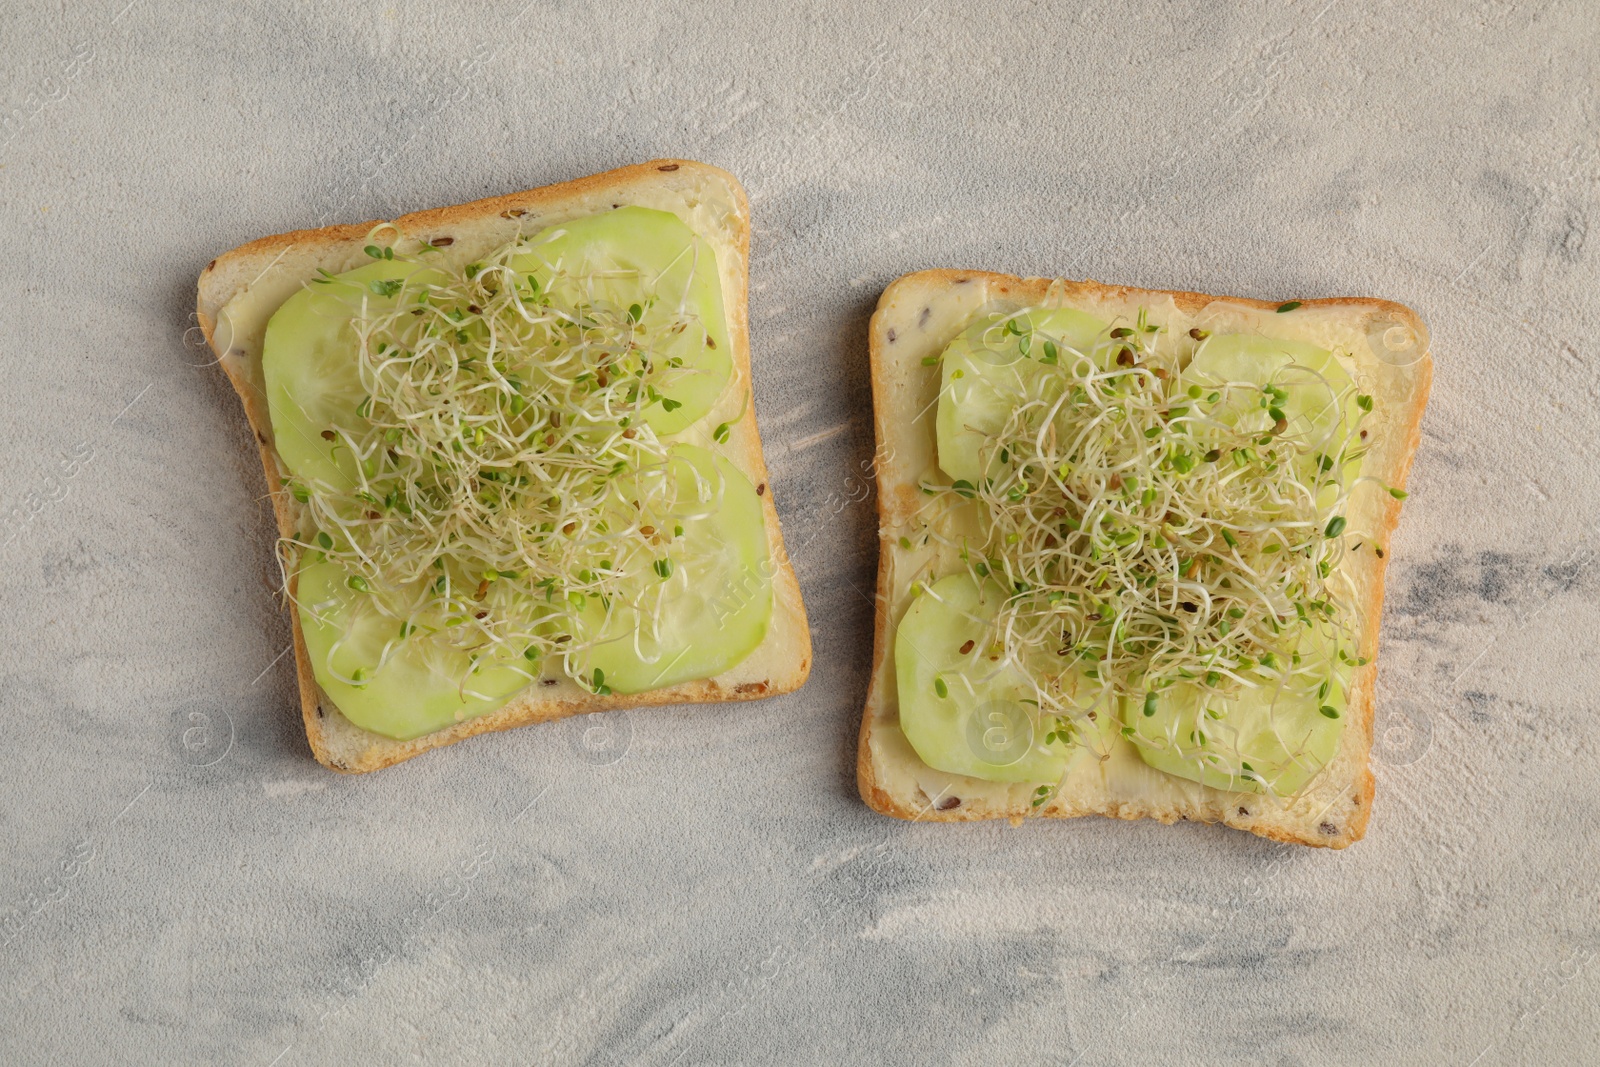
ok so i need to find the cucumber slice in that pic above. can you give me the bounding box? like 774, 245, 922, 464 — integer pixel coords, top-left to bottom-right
1183, 332, 1363, 515
1121, 629, 1348, 795
1183, 334, 1355, 451
295, 554, 533, 741
575, 444, 771, 693
934, 309, 1109, 485
512, 207, 732, 433
262, 260, 443, 490
895, 573, 1075, 783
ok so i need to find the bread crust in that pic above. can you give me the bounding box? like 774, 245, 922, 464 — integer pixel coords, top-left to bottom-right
856, 270, 1432, 847
196, 160, 811, 773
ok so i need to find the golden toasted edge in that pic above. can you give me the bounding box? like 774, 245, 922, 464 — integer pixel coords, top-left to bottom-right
856, 269, 1433, 846
196, 159, 810, 774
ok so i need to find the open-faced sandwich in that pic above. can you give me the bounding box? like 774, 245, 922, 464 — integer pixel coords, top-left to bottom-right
196, 160, 810, 772
859, 271, 1430, 847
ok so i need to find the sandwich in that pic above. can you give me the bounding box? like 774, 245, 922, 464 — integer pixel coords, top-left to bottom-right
196, 160, 811, 773
857, 270, 1430, 847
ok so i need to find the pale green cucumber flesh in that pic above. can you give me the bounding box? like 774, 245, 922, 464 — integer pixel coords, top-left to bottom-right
1182, 333, 1356, 456
262, 259, 442, 491
935, 309, 1109, 484
1121, 627, 1347, 795
295, 555, 533, 741
511, 207, 731, 433
574, 444, 771, 693
895, 573, 1073, 783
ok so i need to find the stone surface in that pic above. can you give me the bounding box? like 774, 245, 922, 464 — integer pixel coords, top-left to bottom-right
1, 1, 1597, 1064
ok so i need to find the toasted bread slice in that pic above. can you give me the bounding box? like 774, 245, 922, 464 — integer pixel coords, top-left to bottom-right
857, 270, 1431, 847
196, 160, 810, 773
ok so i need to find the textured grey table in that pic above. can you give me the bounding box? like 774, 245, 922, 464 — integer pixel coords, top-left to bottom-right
2, 2, 1597, 1064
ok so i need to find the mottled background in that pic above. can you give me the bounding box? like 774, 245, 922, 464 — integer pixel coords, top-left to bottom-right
1, 1, 1597, 1063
